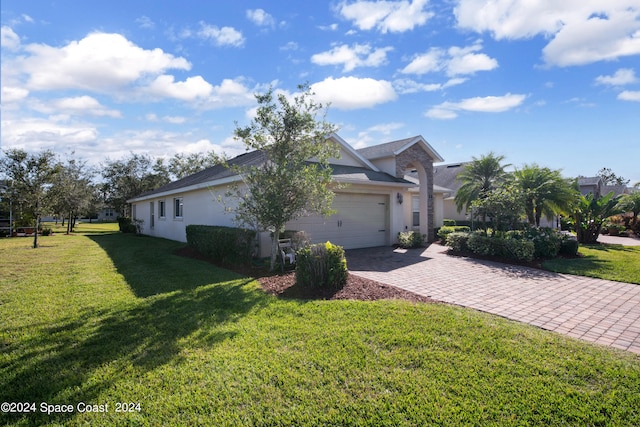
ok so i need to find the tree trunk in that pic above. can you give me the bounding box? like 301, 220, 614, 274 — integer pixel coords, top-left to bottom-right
33, 215, 39, 249
270, 229, 281, 271
66, 211, 72, 234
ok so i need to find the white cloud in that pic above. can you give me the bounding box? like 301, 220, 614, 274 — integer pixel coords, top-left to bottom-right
618, 90, 640, 101
147, 75, 214, 101
246, 9, 275, 27
393, 77, 466, 94
338, 0, 434, 33
595, 68, 637, 86
401, 42, 498, 76
311, 43, 393, 72
136, 16, 155, 29
19, 32, 191, 92
1, 116, 99, 153
197, 78, 256, 109
455, 0, 640, 67
197, 22, 245, 47
1, 86, 29, 103
425, 93, 527, 119
1, 26, 20, 50
53, 96, 122, 118
311, 76, 397, 110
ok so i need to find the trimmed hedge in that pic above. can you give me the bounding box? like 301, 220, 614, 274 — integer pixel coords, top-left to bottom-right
445, 232, 470, 252
438, 225, 471, 244
186, 225, 256, 264
397, 231, 425, 248
296, 241, 348, 291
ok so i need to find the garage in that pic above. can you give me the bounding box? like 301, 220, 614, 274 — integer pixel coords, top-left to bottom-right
288, 193, 389, 249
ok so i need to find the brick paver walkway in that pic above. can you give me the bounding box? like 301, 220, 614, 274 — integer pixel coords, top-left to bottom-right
347, 244, 640, 354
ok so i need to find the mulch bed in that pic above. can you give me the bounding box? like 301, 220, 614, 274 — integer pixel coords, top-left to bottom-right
175, 246, 435, 303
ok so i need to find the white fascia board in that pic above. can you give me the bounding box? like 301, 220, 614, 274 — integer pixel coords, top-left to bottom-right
127, 175, 242, 203
333, 177, 417, 188
327, 133, 380, 172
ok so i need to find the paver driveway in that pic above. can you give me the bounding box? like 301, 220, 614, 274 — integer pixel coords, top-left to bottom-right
347, 244, 640, 354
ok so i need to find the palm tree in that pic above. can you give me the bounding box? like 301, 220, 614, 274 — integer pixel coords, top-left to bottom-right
454, 152, 510, 215
513, 164, 577, 227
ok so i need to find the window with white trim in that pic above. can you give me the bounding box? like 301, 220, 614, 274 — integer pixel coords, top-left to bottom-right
174, 197, 183, 219
159, 200, 166, 218
412, 196, 420, 227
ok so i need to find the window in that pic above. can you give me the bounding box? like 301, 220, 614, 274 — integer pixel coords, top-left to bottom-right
412, 196, 420, 227
159, 200, 166, 218
174, 197, 183, 219
150, 202, 155, 229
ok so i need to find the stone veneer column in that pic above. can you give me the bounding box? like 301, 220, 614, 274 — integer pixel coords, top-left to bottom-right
395, 144, 435, 242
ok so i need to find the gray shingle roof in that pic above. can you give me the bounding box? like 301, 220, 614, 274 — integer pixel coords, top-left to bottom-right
432, 162, 469, 195
356, 137, 417, 160
130, 149, 412, 201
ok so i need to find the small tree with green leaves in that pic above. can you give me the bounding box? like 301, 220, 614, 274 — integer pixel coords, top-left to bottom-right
0, 149, 60, 248
231, 84, 339, 270
616, 192, 640, 229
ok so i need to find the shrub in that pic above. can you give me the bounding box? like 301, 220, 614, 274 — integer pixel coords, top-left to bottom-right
438, 225, 471, 244
443, 219, 457, 226
559, 236, 579, 256
445, 232, 470, 252
523, 227, 563, 258
186, 225, 256, 264
117, 217, 137, 233
296, 241, 348, 291
41, 227, 53, 236
397, 231, 425, 248
502, 238, 535, 262
467, 232, 496, 256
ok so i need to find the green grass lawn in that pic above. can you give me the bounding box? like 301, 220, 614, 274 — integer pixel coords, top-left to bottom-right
1, 233, 639, 426
543, 244, 640, 284
43, 221, 119, 235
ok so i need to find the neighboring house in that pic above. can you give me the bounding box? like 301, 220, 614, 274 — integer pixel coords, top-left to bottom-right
577, 176, 631, 198
431, 162, 470, 223
95, 207, 117, 222
127, 134, 444, 257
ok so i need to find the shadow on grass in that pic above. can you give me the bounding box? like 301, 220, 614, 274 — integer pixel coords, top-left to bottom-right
1, 233, 266, 425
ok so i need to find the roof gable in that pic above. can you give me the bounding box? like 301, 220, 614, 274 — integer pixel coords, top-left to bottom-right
357, 135, 444, 163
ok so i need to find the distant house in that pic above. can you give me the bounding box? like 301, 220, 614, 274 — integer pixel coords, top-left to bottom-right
127, 134, 446, 257
577, 176, 630, 198
431, 162, 470, 223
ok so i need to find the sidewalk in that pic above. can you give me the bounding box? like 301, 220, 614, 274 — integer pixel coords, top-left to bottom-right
347, 244, 640, 354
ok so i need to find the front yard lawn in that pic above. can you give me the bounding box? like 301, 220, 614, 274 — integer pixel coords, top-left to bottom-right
1, 233, 639, 426
543, 244, 640, 284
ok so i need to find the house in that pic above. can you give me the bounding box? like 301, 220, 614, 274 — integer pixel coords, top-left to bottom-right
431, 162, 471, 223
127, 134, 445, 257
577, 176, 630, 198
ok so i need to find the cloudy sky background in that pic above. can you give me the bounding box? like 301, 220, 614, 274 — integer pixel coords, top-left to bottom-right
2, 0, 639, 183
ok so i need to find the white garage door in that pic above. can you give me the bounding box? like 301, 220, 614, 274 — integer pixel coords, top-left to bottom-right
289, 193, 388, 249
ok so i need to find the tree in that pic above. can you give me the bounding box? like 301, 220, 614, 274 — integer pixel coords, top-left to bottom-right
454, 152, 510, 227
231, 84, 339, 270
513, 164, 577, 227
597, 167, 630, 186
101, 153, 169, 216
573, 191, 621, 244
0, 149, 60, 248
168, 151, 223, 180
49, 155, 95, 233
471, 184, 524, 234
616, 192, 640, 228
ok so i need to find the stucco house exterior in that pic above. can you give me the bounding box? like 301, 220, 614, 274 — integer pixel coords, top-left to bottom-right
127, 134, 445, 257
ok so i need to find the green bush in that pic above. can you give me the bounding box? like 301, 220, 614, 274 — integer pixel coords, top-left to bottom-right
445, 232, 470, 252
443, 219, 457, 226
186, 225, 256, 264
467, 232, 495, 256
41, 227, 53, 236
559, 236, 579, 256
397, 231, 425, 248
523, 227, 563, 258
502, 238, 535, 262
296, 241, 348, 291
117, 217, 137, 233
438, 225, 471, 243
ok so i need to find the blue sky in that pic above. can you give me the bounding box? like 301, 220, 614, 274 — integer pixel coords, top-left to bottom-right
2, 0, 639, 184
